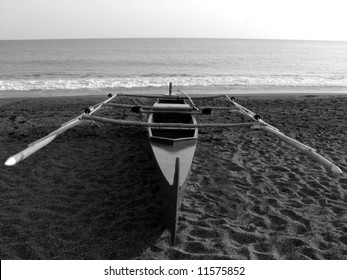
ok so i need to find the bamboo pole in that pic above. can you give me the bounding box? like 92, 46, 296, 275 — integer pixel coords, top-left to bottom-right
177, 89, 198, 110
264, 126, 342, 173
105, 103, 153, 109
118, 93, 225, 99
226, 95, 343, 174
5, 135, 56, 166
81, 115, 257, 128
105, 103, 193, 111
225, 95, 279, 131
5, 93, 119, 166
139, 110, 201, 114
105, 103, 240, 112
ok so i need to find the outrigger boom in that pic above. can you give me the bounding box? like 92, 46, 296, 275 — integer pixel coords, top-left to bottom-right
225, 95, 343, 174
4, 93, 119, 166
5, 90, 342, 175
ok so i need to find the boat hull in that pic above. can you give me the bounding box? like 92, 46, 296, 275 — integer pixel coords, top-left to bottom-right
148, 98, 198, 243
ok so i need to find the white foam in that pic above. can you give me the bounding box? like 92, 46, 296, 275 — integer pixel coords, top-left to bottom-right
1, 75, 347, 91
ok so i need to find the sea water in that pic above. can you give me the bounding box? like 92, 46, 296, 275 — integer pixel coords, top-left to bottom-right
0, 38, 346, 96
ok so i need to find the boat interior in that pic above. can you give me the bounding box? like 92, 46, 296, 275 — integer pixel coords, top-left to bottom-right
157, 98, 185, 104
149, 98, 197, 143
151, 112, 196, 139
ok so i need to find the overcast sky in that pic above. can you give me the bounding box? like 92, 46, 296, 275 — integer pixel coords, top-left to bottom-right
1, 0, 346, 41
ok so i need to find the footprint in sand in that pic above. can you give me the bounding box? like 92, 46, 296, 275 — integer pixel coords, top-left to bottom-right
300, 246, 319, 260
253, 241, 272, 253
268, 215, 288, 231
251, 217, 268, 229
280, 209, 311, 231
229, 229, 266, 245
277, 238, 309, 259
190, 227, 220, 239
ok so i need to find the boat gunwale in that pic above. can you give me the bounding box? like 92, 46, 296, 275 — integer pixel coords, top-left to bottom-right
148, 99, 198, 140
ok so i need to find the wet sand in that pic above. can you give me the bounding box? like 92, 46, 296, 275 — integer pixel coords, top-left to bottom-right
0, 93, 346, 259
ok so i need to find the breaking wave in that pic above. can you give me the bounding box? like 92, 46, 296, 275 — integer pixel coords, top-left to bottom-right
1, 75, 347, 91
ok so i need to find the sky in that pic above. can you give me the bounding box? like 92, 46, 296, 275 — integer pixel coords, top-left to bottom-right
1, 0, 347, 41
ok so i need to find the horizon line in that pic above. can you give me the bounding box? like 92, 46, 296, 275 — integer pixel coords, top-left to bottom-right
1, 37, 347, 43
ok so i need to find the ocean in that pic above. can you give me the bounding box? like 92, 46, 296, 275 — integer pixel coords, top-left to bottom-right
0, 38, 347, 96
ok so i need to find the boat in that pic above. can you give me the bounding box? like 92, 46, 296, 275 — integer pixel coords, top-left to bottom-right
148, 93, 198, 243
4, 83, 343, 244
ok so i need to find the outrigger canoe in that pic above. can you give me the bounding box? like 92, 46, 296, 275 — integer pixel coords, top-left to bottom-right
148, 94, 198, 243
5, 84, 343, 244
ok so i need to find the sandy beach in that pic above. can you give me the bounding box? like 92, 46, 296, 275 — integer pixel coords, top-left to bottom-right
0, 93, 346, 260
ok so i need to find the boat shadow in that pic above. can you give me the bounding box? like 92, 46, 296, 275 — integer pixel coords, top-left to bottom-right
1, 126, 165, 259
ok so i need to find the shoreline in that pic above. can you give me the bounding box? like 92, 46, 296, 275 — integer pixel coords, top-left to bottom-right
1, 86, 347, 99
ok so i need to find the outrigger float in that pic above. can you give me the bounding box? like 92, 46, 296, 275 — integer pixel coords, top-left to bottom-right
5, 83, 343, 244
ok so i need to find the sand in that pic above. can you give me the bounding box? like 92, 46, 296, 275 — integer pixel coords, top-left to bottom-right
0, 93, 346, 260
